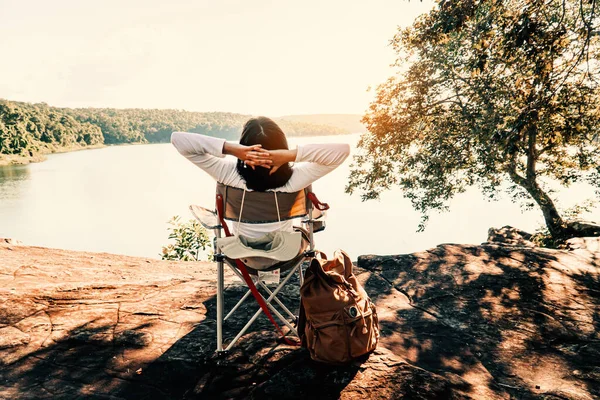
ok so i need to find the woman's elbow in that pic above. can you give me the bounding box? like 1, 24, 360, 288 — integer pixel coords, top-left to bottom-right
343, 143, 351, 156
170, 131, 182, 146
170, 132, 188, 155
340, 143, 351, 161
328, 143, 351, 166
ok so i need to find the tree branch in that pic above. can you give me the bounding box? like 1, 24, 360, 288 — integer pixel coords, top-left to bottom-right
506, 153, 527, 188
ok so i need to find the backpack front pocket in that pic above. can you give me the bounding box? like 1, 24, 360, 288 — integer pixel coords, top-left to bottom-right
307, 318, 351, 364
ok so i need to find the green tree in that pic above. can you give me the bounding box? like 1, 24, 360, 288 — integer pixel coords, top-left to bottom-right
161, 216, 211, 261
347, 0, 600, 240
0, 100, 103, 158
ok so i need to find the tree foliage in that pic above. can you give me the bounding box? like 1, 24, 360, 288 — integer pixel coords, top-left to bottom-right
0, 99, 348, 161
0, 100, 103, 157
64, 107, 347, 144
347, 0, 600, 238
161, 216, 211, 261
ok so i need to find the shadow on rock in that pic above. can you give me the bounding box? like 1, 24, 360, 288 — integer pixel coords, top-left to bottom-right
359, 240, 600, 400
3, 236, 599, 399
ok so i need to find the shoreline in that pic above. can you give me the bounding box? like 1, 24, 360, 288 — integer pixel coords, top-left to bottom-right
0, 143, 107, 167
0, 132, 359, 167
0, 142, 166, 167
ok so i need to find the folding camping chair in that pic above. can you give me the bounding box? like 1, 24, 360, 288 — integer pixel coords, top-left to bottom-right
190, 182, 329, 352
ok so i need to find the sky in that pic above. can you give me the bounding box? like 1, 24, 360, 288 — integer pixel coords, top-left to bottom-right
0, 0, 435, 116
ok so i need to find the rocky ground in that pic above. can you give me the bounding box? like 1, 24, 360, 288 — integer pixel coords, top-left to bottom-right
1, 229, 599, 399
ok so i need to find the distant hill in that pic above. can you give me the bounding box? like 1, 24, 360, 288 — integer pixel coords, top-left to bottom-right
278, 114, 365, 133
0, 99, 351, 165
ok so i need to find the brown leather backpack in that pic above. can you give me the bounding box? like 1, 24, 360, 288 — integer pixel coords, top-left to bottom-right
299, 250, 379, 364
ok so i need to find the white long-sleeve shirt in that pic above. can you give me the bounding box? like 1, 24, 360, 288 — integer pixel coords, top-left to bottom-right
171, 132, 350, 237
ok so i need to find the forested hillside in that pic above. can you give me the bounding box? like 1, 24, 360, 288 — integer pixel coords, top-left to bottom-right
0, 100, 104, 158
279, 114, 364, 133
0, 99, 348, 164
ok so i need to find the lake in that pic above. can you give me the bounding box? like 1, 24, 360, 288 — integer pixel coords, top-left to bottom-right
0, 134, 598, 261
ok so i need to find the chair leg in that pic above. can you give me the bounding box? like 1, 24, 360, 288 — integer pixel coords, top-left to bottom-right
226, 303, 265, 351
251, 268, 300, 334
225, 283, 298, 351
263, 300, 298, 336
257, 280, 296, 321
216, 258, 224, 352
219, 260, 307, 350
224, 288, 253, 321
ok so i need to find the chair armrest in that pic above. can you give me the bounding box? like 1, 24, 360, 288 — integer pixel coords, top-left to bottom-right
307, 192, 329, 211
301, 208, 326, 233
189, 205, 221, 229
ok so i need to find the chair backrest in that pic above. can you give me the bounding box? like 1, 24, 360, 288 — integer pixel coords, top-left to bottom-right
216, 182, 311, 224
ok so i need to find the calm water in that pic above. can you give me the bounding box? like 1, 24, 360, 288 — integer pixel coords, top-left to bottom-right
0, 134, 598, 261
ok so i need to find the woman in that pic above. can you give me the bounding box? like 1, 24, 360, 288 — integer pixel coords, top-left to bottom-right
171, 116, 350, 237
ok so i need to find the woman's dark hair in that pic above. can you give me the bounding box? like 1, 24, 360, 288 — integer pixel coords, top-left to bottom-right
236, 117, 292, 191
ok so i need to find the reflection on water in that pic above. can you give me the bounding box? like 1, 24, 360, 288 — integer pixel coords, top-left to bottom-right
0, 164, 30, 181
0, 164, 30, 200
0, 135, 598, 260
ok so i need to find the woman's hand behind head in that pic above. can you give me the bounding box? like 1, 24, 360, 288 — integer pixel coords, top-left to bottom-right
236, 117, 294, 190
267, 149, 298, 175
224, 142, 272, 170
243, 145, 272, 170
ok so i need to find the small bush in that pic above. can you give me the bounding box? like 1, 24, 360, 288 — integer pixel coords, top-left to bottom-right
161, 216, 211, 261
530, 229, 561, 248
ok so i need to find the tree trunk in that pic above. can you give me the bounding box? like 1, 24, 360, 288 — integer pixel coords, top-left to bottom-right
506, 151, 569, 239
521, 179, 568, 239
507, 114, 570, 240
